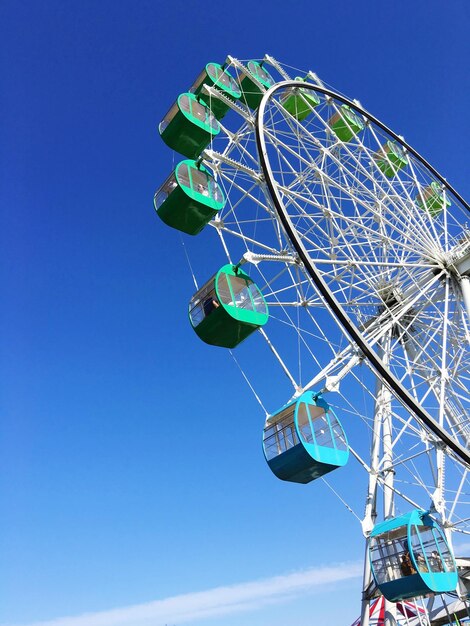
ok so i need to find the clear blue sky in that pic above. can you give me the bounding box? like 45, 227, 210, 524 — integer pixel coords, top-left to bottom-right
1, 2, 469, 625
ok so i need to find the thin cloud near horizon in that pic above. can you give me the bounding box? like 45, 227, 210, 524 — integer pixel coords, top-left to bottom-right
4, 560, 362, 626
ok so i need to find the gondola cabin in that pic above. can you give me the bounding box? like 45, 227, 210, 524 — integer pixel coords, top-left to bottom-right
329, 105, 365, 142
416, 182, 451, 217
239, 61, 275, 110
154, 160, 225, 235
263, 392, 349, 484
374, 140, 408, 178
281, 77, 320, 121
191, 62, 241, 120
369, 510, 458, 602
189, 264, 269, 348
159, 93, 220, 159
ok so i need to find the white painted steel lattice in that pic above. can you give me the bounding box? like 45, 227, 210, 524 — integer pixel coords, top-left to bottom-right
160, 55, 470, 625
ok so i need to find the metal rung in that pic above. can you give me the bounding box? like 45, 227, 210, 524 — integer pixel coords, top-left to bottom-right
201, 84, 253, 124
203, 149, 262, 182
263, 55, 291, 80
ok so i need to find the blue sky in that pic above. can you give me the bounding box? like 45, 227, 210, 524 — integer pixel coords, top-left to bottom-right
1, 1, 470, 625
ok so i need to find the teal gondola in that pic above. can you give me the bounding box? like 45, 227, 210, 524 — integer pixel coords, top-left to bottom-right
369, 510, 458, 602
281, 77, 320, 121
239, 60, 275, 110
154, 160, 225, 235
159, 93, 220, 159
263, 391, 349, 484
188, 264, 269, 348
191, 62, 241, 120
329, 105, 365, 142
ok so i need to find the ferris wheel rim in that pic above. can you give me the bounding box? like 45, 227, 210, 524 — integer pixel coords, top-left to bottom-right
255, 80, 470, 467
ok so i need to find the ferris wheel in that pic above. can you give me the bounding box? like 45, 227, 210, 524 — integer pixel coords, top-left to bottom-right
154, 55, 470, 626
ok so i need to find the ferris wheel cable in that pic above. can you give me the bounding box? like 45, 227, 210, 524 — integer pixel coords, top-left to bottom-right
279, 192, 439, 269
216, 224, 281, 254
277, 187, 426, 262
216, 126, 263, 170
256, 257, 379, 365
320, 476, 363, 522
217, 129, 260, 169
361, 279, 447, 346
399, 457, 436, 503
256, 81, 470, 467
281, 120, 448, 260
217, 176, 270, 218
361, 307, 438, 363
379, 447, 434, 472
403, 323, 445, 372
258, 295, 360, 398
364, 272, 446, 329
255, 263, 343, 383
180, 234, 199, 290
402, 334, 470, 448
399, 338, 429, 407
392, 410, 432, 443
298, 307, 346, 376
449, 470, 469, 522
446, 407, 470, 442
228, 349, 268, 416
257, 327, 300, 392
388, 414, 431, 447
262, 310, 336, 370
298, 344, 361, 392
376, 475, 424, 513
276, 99, 413, 228
298, 198, 437, 269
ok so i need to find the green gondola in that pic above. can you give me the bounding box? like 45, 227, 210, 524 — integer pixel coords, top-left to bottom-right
263, 392, 349, 484
416, 181, 451, 217
159, 93, 220, 159
329, 105, 365, 142
281, 77, 320, 121
189, 264, 269, 348
374, 140, 408, 178
154, 160, 225, 236
239, 60, 275, 110
191, 62, 241, 120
